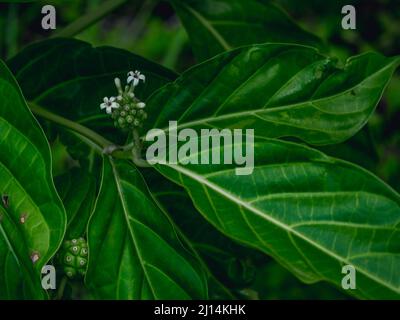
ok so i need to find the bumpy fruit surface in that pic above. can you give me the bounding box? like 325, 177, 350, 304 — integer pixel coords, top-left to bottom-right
59, 237, 88, 279
111, 100, 147, 130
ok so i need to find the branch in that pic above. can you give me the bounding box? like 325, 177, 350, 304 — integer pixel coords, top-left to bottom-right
29, 103, 112, 149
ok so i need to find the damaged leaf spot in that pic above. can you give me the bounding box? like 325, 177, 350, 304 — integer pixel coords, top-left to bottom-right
20, 213, 28, 224
1, 195, 9, 208
30, 252, 40, 264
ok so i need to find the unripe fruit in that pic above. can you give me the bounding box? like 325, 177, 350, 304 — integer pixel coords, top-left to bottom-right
112, 101, 147, 130
58, 237, 88, 279
126, 115, 134, 124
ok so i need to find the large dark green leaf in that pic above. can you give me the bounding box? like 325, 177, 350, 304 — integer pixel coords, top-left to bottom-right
8, 38, 177, 144
145, 44, 400, 145
144, 171, 346, 299
0, 59, 65, 299
154, 135, 400, 299
143, 168, 259, 291
86, 158, 207, 299
171, 0, 323, 62
55, 168, 97, 239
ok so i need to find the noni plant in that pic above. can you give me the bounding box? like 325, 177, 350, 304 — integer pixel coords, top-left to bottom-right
0, 0, 399, 300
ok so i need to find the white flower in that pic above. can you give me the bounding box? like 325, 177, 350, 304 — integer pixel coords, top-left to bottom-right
137, 102, 146, 109
100, 97, 119, 114
127, 70, 145, 87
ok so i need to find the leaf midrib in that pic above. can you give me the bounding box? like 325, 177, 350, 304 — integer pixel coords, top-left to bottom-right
109, 158, 158, 299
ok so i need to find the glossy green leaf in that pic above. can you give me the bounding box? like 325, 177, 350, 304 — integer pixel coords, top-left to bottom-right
0, 59, 65, 299
144, 171, 238, 299
55, 168, 97, 239
171, 0, 323, 61
86, 158, 207, 299
144, 170, 345, 299
143, 168, 260, 290
8, 38, 177, 143
154, 136, 400, 299
145, 44, 400, 145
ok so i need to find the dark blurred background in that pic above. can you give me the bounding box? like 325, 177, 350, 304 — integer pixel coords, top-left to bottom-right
1, 0, 399, 68
0, 0, 399, 300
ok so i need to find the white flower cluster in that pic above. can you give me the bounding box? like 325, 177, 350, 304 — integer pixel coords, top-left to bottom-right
100, 70, 146, 115
100, 71, 148, 130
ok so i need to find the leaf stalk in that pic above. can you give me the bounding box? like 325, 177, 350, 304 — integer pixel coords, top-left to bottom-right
28, 103, 150, 167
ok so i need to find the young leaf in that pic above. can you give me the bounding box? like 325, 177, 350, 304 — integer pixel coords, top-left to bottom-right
85, 158, 207, 299
154, 136, 400, 299
145, 44, 400, 145
171, 0, 323, 61
7, 38, 177, 143
0, 59, 65, 299
55, 168, 97, 239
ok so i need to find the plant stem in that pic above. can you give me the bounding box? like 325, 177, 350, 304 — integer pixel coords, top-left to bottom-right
56, 276, 68, 300
29, 103, 150, 166
53, 0, 128, 38
29, 103, 112, 149
132, 129, 151, 167
132, 129, 142, 151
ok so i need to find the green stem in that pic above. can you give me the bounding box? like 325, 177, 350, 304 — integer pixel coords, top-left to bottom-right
29, 103, 112, 149
132, 129, 142, 151
53, 0, 128, 38
29, 103, 150, 166
55, 276, 68, 300
132, 129, 151, 167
